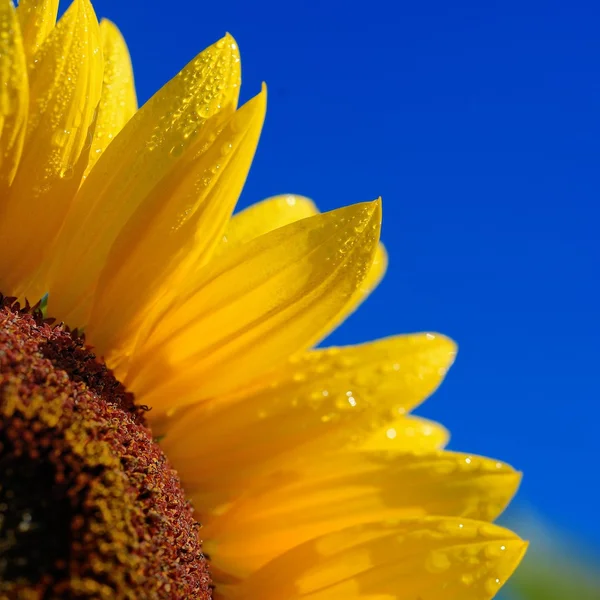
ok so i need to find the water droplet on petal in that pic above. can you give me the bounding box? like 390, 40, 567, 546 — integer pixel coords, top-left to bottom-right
59, 165, 74, 180
169, 143, 185, 158
484, 577, 502, 595
425, 550, 451, 573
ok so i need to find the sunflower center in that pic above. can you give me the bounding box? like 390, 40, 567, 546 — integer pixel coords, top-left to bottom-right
0, 297, 212, 599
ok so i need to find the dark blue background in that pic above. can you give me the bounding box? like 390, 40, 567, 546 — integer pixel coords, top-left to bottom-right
91, 0, 599, 582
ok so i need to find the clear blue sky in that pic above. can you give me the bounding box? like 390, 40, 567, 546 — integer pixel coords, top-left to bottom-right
93, 0, 599, 574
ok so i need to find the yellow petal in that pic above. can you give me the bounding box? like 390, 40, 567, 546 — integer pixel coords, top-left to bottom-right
216, 194, 319, 256
84, 19, 137, 176
46, 33, 242, 326
218, 517, 527, 600
214, 195, 387, 333
137, 193, 317, 360
0, 0, 103, 297
161, 333, 456, 488
202, 451, 521, 577
358, 415, 450, 451
125, 200, 382, 412
323, 241, 387, 335
0, 0, 28, 190
86, 88, 267, 360
16, 0, 59, 59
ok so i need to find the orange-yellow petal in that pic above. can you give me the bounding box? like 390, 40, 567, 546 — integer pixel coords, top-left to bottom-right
201, 451, 521, 577
358, 415, 450, 451
215, 195, 387, 337
161, 333, 456, 486
16, 0, 58, 59
217, 517, 527, 599
125, 200, 382, 413
87, 88, 267, 360
321, 241, 387, 336
216, 194, 319, 256
84, 18, 137, 176
46, 33, 242, 326
0, 0, 28, 191
0, 0, 103, 297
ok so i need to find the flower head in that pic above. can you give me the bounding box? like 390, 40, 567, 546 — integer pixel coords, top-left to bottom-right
0, 0, 526, 597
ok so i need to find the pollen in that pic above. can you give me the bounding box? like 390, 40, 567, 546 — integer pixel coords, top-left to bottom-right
0, 297, 211, 599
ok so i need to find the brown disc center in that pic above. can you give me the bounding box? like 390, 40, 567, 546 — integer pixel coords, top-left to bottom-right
0, 296, 212, 599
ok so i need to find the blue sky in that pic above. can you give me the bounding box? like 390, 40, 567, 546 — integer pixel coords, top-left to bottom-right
93, 0, 599, 574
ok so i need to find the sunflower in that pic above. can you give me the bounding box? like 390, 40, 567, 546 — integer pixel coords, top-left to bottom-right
0, 0, 527, 598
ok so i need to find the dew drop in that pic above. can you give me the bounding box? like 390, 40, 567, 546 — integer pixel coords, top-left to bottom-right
169, 143, 185, 158
425, 550, 451, 573
484, 543, 508, 558
338, 237, 354, 255
59, 165, 74, 180
484, 577, 502, 595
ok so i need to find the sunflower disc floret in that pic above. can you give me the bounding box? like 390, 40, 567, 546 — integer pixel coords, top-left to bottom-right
0, 298, 211, 599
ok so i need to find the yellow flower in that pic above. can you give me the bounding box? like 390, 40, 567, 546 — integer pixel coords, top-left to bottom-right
0, 0, 527, 598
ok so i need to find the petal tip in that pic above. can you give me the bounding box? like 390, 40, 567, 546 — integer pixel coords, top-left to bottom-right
364, 197, 383, 229
99, 17, 117, 29
219, 32, 240, 56
422, 332, 459, 368
505, 539, 529, 574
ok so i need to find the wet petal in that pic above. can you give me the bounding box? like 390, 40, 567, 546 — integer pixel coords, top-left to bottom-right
215, 194, 388, 338
125, 200, 382, 413
0, 0, 28, 191
87, 88, 266, 359
200, 451, 521, 576
0, 0, 103, 297
84, 18, 137, 176
216, 194, 319, 256
322, 241, 387, 335
16, 0, 59, 59
161, 333, 456, 485
217, 517, 527, 599
358, 415, 450, 451
46, 34, 242, 326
